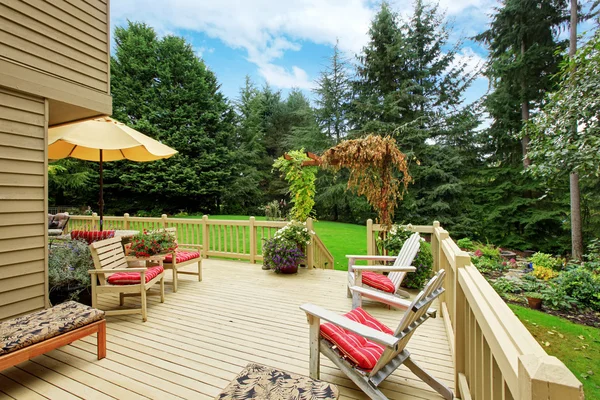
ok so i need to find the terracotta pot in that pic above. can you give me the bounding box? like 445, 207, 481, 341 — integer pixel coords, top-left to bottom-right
278, 264, 299, 274
527, 297, 542, 310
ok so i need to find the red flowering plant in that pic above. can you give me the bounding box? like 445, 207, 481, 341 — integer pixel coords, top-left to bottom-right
129, 230, 177, 257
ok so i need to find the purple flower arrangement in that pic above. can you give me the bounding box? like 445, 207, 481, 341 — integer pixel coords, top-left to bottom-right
262, 238, 305, 273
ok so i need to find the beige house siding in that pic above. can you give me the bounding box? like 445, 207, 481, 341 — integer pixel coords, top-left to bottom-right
0, 0, 111, 125
0, 88, 48, 320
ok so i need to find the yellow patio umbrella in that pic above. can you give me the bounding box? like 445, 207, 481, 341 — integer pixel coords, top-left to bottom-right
49, 116, 178, 230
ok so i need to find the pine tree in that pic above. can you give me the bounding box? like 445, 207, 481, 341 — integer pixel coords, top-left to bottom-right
350, 1, 479, 232
223, 76, 270, 214
109, 22, 236, 214
314, 40, 351, 144
475, 0, 569, 167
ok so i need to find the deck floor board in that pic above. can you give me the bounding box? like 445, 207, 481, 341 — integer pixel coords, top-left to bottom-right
1, 259, 454, 399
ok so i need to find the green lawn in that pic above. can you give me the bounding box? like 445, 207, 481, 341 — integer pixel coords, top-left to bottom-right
509, 304, 600, 399
181, 215, 366, 270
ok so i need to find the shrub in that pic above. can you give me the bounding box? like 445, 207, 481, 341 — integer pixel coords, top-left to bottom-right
530, 252, 562, 271
541, 284, 574, 311
557, 267, 600, 311
492, 277, 522, 297
583, 238, 600, 274
378, 225, 433, 289
48, 240, 93, 300
477, 243, 501, 260
402, 241, 433, 289
524, 292, 543, 300
457, 238, 475, 251
264, 200, 283, 221
532, 265, 559, 281
262, 238, 305, 273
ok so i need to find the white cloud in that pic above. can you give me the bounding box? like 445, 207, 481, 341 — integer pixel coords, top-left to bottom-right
111, 0, 492, 89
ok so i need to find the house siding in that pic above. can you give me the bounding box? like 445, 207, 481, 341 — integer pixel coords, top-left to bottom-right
0, 0, 111, 122
0, 88, 48, 320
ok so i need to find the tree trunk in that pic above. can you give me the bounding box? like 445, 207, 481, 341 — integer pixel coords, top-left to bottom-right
569, 0, 583, 260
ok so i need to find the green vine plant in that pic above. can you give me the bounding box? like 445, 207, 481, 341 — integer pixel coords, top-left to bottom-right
273, 149, 318, 221
321, 135, 412, 228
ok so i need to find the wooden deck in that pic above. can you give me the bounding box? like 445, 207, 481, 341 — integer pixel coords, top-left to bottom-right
0, 260, 454, 400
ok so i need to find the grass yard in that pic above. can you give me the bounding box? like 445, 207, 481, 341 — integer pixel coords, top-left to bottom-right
181, 215, 366, 270
509, 304, 600, 399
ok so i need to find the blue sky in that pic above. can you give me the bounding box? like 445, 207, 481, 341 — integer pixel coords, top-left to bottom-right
110, 1, 592, 107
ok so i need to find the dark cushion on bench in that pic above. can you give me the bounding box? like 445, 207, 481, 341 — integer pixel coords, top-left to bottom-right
0, 301, 105, 356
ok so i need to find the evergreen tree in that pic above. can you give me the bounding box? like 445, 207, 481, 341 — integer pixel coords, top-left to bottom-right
472, 0, 573, 252
224, 76, 270, 213
475, 0, 569, 167
109, 22, 235, 214
283, 89, 328, 153
314, 40, 351, 144
350, 1, 479, 232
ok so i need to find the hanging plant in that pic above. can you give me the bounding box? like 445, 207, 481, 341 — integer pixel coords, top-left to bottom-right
321, 135, 411, 227
273, 149, 318, 221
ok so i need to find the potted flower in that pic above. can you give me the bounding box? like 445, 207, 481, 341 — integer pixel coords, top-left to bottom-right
524, 292, 543, 310
262, 238, 305, 274
129, 230, 177, 257
274, 220, 314, 252
48, 240, 94, 305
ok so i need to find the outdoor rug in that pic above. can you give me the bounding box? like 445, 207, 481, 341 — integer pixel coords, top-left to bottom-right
215, 362, 339, 399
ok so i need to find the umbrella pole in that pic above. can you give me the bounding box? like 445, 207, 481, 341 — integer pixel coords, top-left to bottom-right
99, 149, 104, 232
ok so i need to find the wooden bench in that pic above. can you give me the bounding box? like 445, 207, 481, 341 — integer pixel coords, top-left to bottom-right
0, 301, 106, 371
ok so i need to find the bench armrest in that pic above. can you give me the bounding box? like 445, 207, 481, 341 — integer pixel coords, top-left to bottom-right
350, 286, 437, 317
88, 268, 146, 274
300, 303, 399, 349
346, 255, 397, 261
351, 265, 416, 273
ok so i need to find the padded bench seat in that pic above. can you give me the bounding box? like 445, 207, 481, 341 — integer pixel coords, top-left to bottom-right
0, 301, 106, 370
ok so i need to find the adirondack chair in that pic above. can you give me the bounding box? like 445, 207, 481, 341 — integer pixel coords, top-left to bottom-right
161, 227, 202, 292
347, 232, 421, 306
301, 270, 452, 400
89, 236, 165, 322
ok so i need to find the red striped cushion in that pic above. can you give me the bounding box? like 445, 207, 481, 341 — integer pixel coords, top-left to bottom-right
71, 230, 115, 245
107, 266, 164, 285
362, 271, 396, 293
320, 307, 393, 370
163, 251, 200, 263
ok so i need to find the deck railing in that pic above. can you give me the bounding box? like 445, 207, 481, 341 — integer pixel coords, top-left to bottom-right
67, 214, 334, 269
367, 220, 584, 400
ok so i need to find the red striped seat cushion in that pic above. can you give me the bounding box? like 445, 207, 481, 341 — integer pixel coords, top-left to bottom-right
163, 251, 200, 263
362, 271, 396, 293
71, 230, 115, 245
320, 307, 394, 370
107, 266, 164, 285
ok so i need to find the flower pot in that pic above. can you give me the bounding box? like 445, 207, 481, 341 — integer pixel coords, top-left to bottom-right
278, 264, 299, 274
527, 297, 542, 310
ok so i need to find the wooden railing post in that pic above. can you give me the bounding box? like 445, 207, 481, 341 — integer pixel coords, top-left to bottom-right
161, 214, 168, 228
437, 227, 449, 306
306, 218, 314, 268
454, 252, 470, 398
518, 355, 583, 400
91, 212, 99, 230
123, 213, 129, 230
366, 219, 374, 265
431, 221, 440, 273
202, 215, 209, 259
249, 216, 256, 264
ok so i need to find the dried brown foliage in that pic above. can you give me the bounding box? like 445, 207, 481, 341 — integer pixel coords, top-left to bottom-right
321, 135, 412, 227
